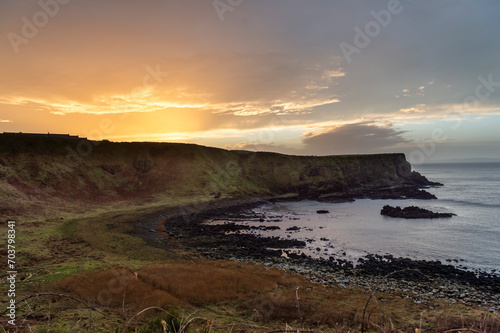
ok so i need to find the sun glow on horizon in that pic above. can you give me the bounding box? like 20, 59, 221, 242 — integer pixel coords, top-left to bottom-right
1, 1, 499, 160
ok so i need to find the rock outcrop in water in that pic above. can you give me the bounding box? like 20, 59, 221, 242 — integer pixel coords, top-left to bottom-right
381, 205, 454, 219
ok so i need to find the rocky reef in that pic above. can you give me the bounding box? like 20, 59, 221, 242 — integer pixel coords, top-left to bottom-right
381, 205, 455, 219
156, 200, 499, 311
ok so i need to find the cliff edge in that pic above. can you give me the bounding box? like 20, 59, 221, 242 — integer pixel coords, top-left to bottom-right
0, 134, 438, 217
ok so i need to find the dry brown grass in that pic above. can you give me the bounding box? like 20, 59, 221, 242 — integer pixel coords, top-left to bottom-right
56, 262, 500, 332
57, 261, 303, 308
58, 267, 182, 313
432, 311, 500, 333
136, 261, 289, 305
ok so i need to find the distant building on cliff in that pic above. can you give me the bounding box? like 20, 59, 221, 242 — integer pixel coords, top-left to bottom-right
2, 132, 84, 140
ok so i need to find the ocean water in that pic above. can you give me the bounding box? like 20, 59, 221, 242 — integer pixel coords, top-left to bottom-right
209, 163, 500, 274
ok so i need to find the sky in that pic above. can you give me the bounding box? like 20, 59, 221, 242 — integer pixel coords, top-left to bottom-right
1, 0, 500, 163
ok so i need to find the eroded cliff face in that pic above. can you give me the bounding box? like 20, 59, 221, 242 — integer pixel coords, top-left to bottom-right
0, 135, 436, 216
232, 152, 436, 201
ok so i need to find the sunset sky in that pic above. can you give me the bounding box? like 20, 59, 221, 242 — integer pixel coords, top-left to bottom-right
1, 0, 500, 163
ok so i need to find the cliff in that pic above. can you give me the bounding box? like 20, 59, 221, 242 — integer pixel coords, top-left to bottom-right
0, 134, 436, 217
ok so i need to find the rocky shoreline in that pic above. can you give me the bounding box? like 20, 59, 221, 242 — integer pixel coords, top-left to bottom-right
158, 198, 500, 312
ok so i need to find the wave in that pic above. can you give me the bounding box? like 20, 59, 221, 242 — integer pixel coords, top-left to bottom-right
438, 198, 500, 209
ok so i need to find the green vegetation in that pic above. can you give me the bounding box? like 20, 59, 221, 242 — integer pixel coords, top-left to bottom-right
0, 134, 412, 221
0, 135, 498, 332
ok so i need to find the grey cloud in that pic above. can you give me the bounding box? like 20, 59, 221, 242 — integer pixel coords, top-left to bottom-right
1, 0, 499, 160
302, 122, 409, 155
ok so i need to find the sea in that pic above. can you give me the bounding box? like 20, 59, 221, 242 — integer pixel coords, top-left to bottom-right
210, 163, 500, 274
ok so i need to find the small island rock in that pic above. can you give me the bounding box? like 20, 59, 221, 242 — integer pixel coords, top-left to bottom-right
381, 205, 454, 219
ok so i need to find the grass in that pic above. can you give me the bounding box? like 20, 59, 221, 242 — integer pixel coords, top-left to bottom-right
1, 137, 499, 331
1, 197, 499, 332
135, 262, 284, 305
11, 259, 499, 332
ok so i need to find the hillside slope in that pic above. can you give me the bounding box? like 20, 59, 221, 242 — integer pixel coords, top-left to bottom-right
0, 134, 435, 218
